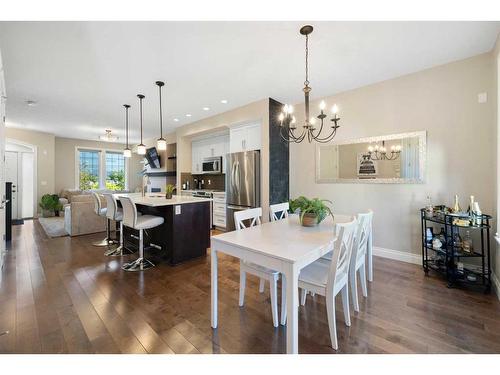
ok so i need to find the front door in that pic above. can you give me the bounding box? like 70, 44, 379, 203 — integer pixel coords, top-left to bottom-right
5, 151, 18, 220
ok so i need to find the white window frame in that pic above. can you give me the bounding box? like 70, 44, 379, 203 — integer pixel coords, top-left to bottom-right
75, 146, 129, 190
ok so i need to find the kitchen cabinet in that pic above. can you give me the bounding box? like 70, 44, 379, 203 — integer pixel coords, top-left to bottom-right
229, 122, 261, 153
191, 134, 229, 174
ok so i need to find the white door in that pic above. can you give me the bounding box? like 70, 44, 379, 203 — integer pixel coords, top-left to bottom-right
21, 152, 34, 218
5, 151, 18, 220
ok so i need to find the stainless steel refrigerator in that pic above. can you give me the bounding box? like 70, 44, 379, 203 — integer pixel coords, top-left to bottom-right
226, 150, 260, 231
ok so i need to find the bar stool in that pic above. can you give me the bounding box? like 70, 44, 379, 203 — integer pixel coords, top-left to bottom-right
119, 196, 164, 272
103, 193, 134, 257
91, 192, 117, 247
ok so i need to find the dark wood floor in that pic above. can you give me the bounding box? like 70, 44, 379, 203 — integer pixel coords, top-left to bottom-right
1, 220, 500, 354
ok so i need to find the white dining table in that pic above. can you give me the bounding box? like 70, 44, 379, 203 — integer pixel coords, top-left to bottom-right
210, 214, 350, 354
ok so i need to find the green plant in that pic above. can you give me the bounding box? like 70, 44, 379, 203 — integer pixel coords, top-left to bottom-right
165, 184, 176, 195
289, 196, 333, 225
39, 194, 62, 213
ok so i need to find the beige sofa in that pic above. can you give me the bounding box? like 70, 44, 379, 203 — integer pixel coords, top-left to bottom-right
63, 194, 107, 236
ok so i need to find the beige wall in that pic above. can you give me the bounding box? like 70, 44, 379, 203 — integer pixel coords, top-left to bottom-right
494, 34, 500, 296
5, 127, 55, 208
291, 53, 496, 260
55, 137, 143, 193
175, 99, 271, 220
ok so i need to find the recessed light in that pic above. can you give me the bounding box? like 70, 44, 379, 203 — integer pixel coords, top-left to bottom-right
186, 114, 192, 117
220, 99, 228, 104
173, 118, 179, 122
203, 107, 210, 111
25, 100, 38, 107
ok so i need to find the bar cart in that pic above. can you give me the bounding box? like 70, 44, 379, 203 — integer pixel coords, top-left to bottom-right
420, 207, 491, 293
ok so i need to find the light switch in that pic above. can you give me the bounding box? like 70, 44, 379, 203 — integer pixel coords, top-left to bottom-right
175, 205, 181, 215
478, 92, 487, 103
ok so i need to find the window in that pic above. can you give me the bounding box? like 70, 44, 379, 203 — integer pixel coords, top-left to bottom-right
77, 148, 127, 191
105, 152, 126, 191
78, 150, 100, 190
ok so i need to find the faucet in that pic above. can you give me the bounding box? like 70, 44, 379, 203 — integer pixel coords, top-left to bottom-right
142, 174, 151, 197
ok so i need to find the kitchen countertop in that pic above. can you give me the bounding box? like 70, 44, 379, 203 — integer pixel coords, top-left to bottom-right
180, 189, 226, 193
113, 192, 212, 207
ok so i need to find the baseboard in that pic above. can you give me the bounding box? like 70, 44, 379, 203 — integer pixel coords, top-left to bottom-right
492, 272, 500, 301
373, 246, 421, 265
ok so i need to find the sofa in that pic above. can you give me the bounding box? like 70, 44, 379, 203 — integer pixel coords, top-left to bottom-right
63, 194, 108, 236
60, 188, 127, 237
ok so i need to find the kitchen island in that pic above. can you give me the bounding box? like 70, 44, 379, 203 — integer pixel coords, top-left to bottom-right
113, 193, 212, 265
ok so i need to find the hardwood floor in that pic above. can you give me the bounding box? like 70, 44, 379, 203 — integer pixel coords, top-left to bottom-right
1, 219, 500, 354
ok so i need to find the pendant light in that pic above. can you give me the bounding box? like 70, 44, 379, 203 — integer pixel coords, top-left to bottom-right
155, 81, 167, 151
123, 104, 132, 158
137, 94, 146, 155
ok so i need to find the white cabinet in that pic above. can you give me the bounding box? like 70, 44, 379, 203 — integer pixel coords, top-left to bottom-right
191, 134, 229, 174
191, 141, 202, 174
229, 122, 261, 153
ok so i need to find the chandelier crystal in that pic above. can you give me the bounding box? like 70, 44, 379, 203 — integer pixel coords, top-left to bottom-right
278, 25, 341, 143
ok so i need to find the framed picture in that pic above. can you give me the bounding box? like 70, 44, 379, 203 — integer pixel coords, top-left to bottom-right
357, 153, 378, 178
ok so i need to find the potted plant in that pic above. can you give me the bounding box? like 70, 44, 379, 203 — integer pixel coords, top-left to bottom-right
39, 194, 62, 217
289, 196, 333, 227
165, 184, 175, 199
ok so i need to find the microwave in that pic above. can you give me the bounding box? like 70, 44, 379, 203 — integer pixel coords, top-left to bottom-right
202, 156, 223, 174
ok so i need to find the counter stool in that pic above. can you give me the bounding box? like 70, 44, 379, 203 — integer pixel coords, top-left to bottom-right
103, 193, 134, 257
119, 196, 164, 272
91, 192, 118, 247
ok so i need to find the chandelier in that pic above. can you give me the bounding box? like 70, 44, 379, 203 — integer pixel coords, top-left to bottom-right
278, 25, 341, 143
367, 141, 402, 161
99, 129, 118, 142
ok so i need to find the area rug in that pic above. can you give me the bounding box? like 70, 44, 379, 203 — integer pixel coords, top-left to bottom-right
38, 217, 68, 238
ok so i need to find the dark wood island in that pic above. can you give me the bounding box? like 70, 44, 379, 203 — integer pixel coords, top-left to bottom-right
114, 193, 212, 265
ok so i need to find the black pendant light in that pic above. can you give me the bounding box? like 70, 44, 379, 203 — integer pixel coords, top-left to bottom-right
136, 94, 146, 155
156, 81, 167, 151
123, 104, 131, 158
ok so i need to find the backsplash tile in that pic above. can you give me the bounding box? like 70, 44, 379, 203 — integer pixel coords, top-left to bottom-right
180, 172, 225, 191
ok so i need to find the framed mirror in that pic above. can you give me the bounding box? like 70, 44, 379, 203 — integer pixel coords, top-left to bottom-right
316, 131, 426, 184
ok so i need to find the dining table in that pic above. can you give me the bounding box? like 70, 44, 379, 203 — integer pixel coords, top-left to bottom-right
210, 214, 353, 354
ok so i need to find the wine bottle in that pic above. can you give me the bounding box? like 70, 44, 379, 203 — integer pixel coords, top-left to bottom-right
452, 194, 461, 213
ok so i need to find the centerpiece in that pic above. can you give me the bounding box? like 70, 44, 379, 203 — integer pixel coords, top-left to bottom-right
165, 184, 175, 199
289, 196, 333, 227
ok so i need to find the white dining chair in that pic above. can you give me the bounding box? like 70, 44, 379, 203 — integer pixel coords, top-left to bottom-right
300, 213, 353, 303
349, 210, 373, 312
298, 217, 357, 350
269, 202, 289, 221
235, 207, 285, 327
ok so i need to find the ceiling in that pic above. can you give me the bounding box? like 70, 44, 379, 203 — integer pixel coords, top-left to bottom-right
0, 21, 499, 143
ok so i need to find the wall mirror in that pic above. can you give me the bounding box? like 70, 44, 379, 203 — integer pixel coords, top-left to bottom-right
316, 131, 426, 184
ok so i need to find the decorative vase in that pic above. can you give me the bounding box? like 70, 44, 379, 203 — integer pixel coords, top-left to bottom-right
301, 213, 318, 227
165, 192, 173, 199
42, 209, 54, 218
